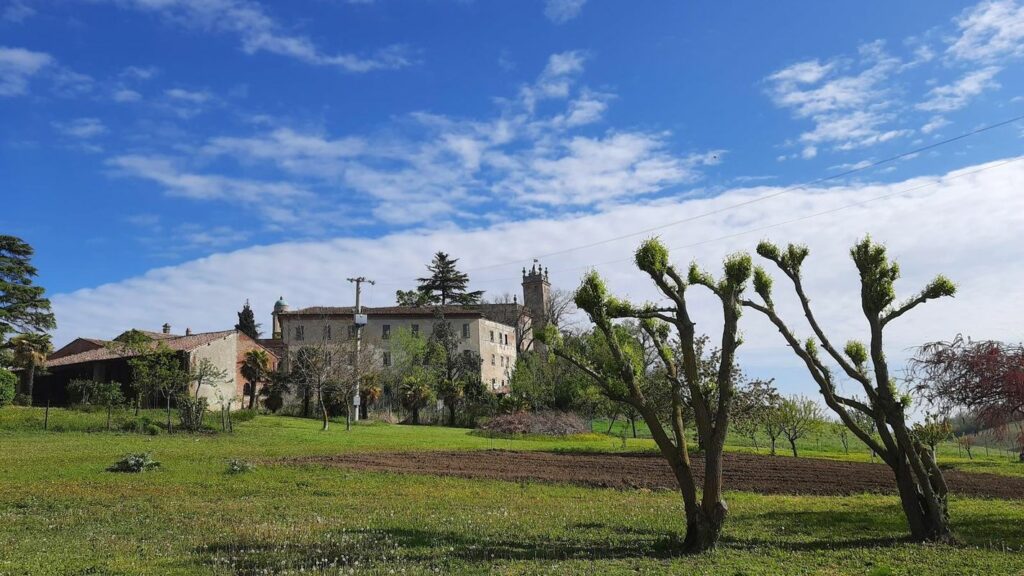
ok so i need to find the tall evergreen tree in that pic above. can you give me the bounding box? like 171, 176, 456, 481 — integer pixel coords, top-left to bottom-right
234, 300, 261, 339
406, 252, 484, 306
0, 235, 56, 345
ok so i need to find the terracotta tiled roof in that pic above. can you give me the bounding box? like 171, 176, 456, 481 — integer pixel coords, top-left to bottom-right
257, 339, 287, 358
280, 305, 488, 317
47, 330, 237, 368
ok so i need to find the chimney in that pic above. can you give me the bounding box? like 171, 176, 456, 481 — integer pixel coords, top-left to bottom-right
185, 328, 192, 336
162, 323, 171, 334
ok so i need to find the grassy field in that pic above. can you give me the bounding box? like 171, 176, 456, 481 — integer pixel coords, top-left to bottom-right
1, 407, 1023, 575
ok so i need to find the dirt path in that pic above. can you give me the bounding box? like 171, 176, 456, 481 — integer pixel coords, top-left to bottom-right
283, 450, 1024, 499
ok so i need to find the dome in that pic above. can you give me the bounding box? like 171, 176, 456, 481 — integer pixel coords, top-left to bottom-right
273, 296, 289, 311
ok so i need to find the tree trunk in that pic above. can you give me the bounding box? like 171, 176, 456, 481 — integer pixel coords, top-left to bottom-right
247, 383, 256, 410
166, 395, 172, 432
631, 417, 637, 439
891, 457, 953, 542
605, 413, 618, 433
789, 438, 798, 458
448, 403, 456, 427
302, 388, 311, 418
318, 388, 329, 431
135, 395, 141, 417
412, 407, 420, 425
769, 436, 776, 455
22, 363, 36, 399
106, 405, 112, 431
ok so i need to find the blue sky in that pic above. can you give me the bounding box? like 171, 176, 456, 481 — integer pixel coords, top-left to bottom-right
3, 0, 1024, 394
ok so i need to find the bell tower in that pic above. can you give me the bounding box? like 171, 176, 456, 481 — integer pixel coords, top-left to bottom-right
272, 296, 289, 340
522, 262, 551, 351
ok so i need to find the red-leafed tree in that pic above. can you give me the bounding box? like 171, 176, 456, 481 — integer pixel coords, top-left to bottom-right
911, 335, 1024, 456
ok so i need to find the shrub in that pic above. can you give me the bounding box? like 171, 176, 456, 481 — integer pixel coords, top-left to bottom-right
232, 408, 258, 423
477, 411, 589, 436
0, 369, 16, 407
226, 459, 255, 474
121, 416, 162, 435
107, 452, 160, 473
178, 396, 208, 432
12, 393, 32, 406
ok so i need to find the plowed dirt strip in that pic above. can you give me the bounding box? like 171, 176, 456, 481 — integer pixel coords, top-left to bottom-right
282, 450, 1024, 499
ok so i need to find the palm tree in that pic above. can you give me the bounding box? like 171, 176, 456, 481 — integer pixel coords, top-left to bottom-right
241, 349, 271, 410
9, 333, 52, 400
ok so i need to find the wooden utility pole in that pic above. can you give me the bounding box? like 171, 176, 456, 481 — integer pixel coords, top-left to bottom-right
346, 276, 374, 431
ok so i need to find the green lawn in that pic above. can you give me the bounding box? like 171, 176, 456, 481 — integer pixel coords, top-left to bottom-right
1, 407, 1023, 575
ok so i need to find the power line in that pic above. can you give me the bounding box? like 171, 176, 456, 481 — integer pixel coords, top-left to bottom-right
458, 113, 1024, 274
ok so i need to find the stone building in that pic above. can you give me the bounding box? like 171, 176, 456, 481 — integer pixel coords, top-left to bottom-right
269, 263, 553, 394
39, 325, 278, 409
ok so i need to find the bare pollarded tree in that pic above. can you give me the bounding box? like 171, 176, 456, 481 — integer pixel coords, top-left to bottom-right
539, 238, 752, 553
742, 237, 956, 542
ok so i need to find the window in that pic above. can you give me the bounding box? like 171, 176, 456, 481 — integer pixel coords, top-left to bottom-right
462, 323, 470, 339
491, 378, 497, 390
348, 325, 358, 338
347, 352, 355, 366
323, 324, 332, 340
505, 333, 510, 346
382, 351, 392, 367
412, 324, 419, 337
382, 324, 391, 340
491, 354, 495, 366
489, 330, 494, 342
294, 325, 304, 341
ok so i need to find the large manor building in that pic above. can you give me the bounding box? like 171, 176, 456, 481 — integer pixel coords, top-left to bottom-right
269, 264, 553, 393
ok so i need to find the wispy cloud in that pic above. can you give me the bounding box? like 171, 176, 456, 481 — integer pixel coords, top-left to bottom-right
0, 46, 53, 96
948, 0, 1024, 62
917, 66, 1001, 112
767, 42, 909, 153
111, 0, 414, 72
52, 117, 107, 139
544, 0, 587, 24
131, 51, 721, 228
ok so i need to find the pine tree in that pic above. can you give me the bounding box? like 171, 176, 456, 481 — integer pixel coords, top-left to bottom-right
0, 235, 56, 345
412, 252, 484, 306
234, 300, 261, 339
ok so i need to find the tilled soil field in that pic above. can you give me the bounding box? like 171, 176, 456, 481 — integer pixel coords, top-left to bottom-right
284, 450, 1024, 499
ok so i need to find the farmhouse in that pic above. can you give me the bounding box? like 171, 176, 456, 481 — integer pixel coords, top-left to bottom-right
269, 264, 553, 394
38, 326, 279, 409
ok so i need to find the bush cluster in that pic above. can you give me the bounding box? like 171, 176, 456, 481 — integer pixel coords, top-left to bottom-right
226, 458, 255, 474
120, 416, 161, 436
477, 411, 589, 436
107, 452, 160, 473
0, 369, 16, 408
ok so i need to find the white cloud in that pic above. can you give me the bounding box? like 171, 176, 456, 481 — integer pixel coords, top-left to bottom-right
106, 154, 310, 223
137, 51, 719, 226
112, 0, 413, 72
113, 88, 142, 102
917, 66, 1001, 112
544, 0, 587, 24
2, 0, 35, 22
0, 46, 53, 96
53, 117, 107, 139
766, 42, 908, 153
948, 0, 1024, 62
165, 87, 211, 103
51, 157, 1024, 396
921, 116, 950, 135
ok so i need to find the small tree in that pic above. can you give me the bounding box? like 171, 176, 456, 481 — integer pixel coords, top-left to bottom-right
241, 349, 271, 410
94, 381, 124, 431
129, 344, 188, 431
68, 378, 98, 405
0, 369, 15, 407
400, 374, 433, 424
762, 397, 785, 455
833, 421, 851, 454
731, 379, 779, 451
8, 333, 52, 399
956, 434, 975, 460
912, 415, 953, 460
292, 346, 338, 431
425, 313, 483, 426
539, 238, 752, 553
190, 357, 230, 401
743, 237, 956, 542
776, 396, 824, 457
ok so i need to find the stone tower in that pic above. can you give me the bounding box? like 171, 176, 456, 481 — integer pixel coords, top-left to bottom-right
521, 262, 551, 351
271, 296, 289, 340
